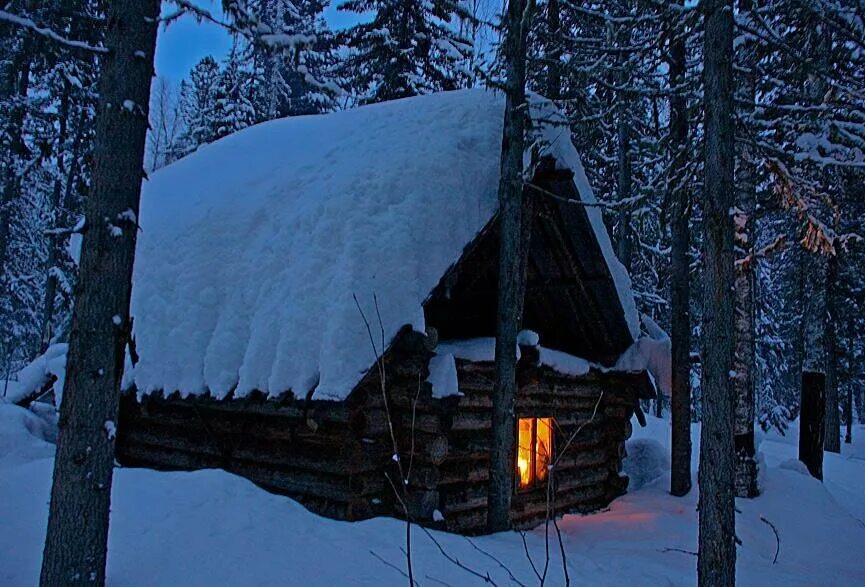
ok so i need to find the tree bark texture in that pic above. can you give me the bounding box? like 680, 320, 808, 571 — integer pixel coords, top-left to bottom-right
488, 0, 534, 533
39, 2, 159, 585
0, 37, 32, 292
824, 253, 840, 453
39, 83, 71, 353
800, 371, 826, 480
733, 0, 758, 497
545, 0, 561, 101
668, 1, 692, 498
698, 0, 737, 584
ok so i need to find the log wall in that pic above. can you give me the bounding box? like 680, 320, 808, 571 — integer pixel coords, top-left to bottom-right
434, 360, 640, 534
116, 328, 644, 535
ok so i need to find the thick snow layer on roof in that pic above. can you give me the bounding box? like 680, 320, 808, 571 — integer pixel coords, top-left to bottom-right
429, 331, 670, 398
428, 337, 594, 396
130, 89, 638, 400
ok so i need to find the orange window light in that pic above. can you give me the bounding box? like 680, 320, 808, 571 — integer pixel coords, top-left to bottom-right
517, 417, 554, 489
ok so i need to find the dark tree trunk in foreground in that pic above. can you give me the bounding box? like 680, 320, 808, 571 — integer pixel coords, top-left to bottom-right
488, 0, 534, 533
668, 1, 692, 498
40, 2, 159, 585
698, 0, 737, 584
800, 371, 826, 480
733, 0, 758, 498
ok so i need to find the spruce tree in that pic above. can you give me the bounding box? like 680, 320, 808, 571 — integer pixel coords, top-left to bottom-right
212, 41, 257, 141
338, 0, 473, 104
172, 56, 221, 157
250, 0, 341, 119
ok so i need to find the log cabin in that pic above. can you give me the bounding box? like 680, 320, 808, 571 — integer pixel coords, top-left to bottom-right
117, 89, 663, 535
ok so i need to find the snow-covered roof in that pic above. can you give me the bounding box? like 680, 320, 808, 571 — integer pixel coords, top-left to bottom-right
129, 89, 638, 401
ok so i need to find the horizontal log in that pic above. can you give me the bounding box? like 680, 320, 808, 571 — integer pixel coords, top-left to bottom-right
439, 483, 613, 534
362, 408, 442, 436
125, 402, 352, 443
117, 441, 223, 471
163, 397, 349, 422
119, 419, 374, 468
120, 436, 384, 498
445, 426, 605, 459
228, 461, 363, 501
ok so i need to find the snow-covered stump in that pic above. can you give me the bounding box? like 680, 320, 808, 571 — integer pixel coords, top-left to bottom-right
799, 371, 826, 480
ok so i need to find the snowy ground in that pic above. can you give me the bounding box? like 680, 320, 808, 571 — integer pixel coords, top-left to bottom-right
1, 403, 863, 586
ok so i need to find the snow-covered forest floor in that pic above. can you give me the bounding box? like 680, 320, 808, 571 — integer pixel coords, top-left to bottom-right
1, 403, 863, 586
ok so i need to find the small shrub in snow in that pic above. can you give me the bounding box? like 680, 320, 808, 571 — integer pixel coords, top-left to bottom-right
623, 438, 669, 490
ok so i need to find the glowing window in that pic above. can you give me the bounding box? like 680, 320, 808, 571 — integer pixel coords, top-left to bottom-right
517, 417, 554, 490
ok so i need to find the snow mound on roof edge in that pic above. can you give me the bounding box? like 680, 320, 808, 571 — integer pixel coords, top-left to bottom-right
130, 89, 638, 401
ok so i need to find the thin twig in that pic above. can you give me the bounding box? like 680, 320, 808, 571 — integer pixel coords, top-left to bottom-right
419, 527, 500, 586
370, 550, 418, 586
466, 538, 529, 587
354, 293, 414, 586
520, 531, 542, 582
552, 516, 570, 586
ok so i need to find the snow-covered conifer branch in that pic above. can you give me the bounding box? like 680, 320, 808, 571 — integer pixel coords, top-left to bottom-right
0, 10, 108, 54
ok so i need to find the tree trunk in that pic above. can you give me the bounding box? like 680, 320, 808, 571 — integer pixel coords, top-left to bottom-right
39, 2, 160, 585
616, 118, 633, 273
845, 385, 853, 443
487, 0, 534, 533
800, 371, 826, 480
698, 0, 737, 583
615, 23, 633, 277
733, 0, 758, 498
824, 253, 840, 453
545, 0, 561, 101
0, 40, 32, 290
39, 82, 71, 353
668, 1, 691, 498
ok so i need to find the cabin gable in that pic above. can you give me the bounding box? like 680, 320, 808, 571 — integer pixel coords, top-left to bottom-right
423, 158, 634, 367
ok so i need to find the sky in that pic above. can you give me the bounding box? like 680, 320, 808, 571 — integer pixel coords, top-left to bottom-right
154, 4, 232, 81
154, 2, 364, 82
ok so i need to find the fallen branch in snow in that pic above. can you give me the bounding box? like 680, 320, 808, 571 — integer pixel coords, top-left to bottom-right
12, 375, 56, 409
760, 516, 780, 564
660, 547, 697, 556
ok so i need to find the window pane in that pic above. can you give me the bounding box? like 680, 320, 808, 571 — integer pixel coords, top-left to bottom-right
518, 418, 533, 488
535, 417, 553, 483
